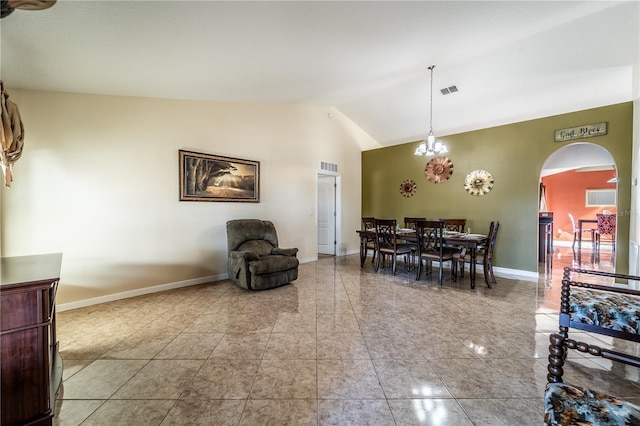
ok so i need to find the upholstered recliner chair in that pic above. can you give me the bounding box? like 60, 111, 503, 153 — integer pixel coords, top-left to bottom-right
226, 219, 299, 290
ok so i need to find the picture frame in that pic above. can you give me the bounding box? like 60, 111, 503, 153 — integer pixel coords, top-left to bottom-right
179, 150, 260, 202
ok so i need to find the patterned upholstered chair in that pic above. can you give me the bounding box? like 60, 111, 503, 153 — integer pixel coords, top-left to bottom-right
545, 267, 640, 425
595, 213, 616, 253
226, 219, 299, 290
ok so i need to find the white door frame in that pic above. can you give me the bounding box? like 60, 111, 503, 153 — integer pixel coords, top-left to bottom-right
317, 170, 341, 257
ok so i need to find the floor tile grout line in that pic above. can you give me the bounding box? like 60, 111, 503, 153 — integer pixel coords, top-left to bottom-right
54, 249, 625, 425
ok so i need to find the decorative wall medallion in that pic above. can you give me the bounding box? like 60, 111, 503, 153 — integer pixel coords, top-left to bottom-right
400, 179, 417, 197
424, 156, 454, 184
464, 169, 494, 196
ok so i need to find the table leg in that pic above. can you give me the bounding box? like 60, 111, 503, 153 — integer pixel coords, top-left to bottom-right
470, 248, 476, 289
578, 221, 582, 249
359, 236, 366, 267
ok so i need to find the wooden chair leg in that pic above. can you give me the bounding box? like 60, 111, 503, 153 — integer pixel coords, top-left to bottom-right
391, 254, 397, 275
489, 262, 496, 284
483, 263, 490, 286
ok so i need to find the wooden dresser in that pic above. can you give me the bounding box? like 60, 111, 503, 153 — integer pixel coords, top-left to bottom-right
1, 253, 63, 426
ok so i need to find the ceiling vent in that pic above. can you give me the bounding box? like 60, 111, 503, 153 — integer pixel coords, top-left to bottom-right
321, 161, 338, 173
440, 85, 459, 95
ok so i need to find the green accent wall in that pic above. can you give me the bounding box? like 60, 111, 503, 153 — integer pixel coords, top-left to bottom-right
362, 102, 633, 274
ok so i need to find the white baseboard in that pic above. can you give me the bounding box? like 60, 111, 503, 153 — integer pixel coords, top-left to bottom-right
492, 266, 538, 282
344, 250, 538, 282
58, 257, 319, 312
56, 255, 539, 312
56, 273, 227, 312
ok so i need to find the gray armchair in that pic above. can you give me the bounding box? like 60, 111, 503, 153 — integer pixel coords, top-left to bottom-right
226, 219, 299, 290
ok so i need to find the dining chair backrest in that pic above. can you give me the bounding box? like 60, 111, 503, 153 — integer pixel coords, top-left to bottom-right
440, 218, 466, 233
404, 217, 426, 230
596, 213, 616, 236
415, 220, 446, 257
374, 219, 398, 250
362, 216, 376, 231
568, 213, 578, 232
484, 221, 500, 264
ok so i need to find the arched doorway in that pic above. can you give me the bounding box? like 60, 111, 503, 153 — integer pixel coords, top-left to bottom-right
540, 142, 618, 268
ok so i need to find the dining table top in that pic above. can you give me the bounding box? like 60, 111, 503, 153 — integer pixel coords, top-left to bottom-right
357, 228, 487, 243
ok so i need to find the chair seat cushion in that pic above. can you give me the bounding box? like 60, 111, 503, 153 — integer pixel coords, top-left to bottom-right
544, 382, 640, 425
570, 289, 640, 334
421, 247, 459, 259
249, 255, 299, 275
379, 244, 414, 255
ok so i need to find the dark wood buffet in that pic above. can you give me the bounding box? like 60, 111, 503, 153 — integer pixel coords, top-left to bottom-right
1, 253, 63, 426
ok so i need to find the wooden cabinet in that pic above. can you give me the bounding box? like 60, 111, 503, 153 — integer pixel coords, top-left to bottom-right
1, 253, 63, 426
539, 212, 554, 263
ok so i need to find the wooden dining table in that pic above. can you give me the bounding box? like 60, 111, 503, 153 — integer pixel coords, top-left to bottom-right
356, 229, 488, 289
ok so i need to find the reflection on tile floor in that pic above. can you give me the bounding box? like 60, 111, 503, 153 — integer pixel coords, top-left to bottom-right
54, 247, 639, 425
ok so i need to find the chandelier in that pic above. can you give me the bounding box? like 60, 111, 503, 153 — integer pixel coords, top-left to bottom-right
414, 65, 448, 156
1, 0, 56, 19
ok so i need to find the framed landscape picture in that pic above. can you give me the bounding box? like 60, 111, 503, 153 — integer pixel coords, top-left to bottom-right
179, 150, 260, 202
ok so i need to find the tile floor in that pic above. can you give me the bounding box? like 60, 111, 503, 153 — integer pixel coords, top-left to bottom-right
53, 246, 639, 425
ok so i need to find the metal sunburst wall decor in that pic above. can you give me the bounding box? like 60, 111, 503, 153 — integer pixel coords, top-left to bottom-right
464, 169, 494, 196
424, 156, 454, 184
400, 179, 417, 197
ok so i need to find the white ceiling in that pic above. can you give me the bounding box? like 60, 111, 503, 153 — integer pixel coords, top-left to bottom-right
1, 1, 638, 147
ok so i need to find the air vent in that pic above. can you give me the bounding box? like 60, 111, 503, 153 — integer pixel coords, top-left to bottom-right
321, 162, 338, 173
440, 85, 459, 95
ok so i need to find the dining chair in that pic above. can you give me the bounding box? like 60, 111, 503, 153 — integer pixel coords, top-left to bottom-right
568, 213, 594, 249
456, 221, 500, 287
374, 219, 414, 275
402, 217, 425, 258
595, 213, 616, 253
440, 218, 466, 233
403, 217, 426, 230
361, 216, 377, 264
415, 220, 460, 285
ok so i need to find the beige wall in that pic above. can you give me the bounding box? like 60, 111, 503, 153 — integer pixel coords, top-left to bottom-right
362, 102, 634, 274
1, 90, 378, 305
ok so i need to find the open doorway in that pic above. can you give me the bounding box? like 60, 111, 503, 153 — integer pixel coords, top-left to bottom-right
540, 142, 618, 269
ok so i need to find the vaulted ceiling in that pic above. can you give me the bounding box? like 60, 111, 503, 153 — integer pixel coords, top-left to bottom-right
1, 1, 638, 146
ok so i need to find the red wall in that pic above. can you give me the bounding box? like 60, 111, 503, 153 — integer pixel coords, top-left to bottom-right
541, 170, 616, 243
